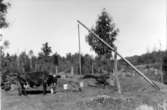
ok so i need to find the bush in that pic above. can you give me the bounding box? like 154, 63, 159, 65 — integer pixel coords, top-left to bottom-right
162, 55, 167, 84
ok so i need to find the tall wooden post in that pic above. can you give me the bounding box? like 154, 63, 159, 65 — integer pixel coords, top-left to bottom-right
78, 24, 82, 75
91, 62, 94, 75
55, 66, 58, 74
17, 57, 20, 73
114, 47, 122, 94
71, 66, 74, 76
161, 59, 164, 83
161, 71, 164, 83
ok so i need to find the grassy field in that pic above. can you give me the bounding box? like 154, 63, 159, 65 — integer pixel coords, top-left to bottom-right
1, 75, 167, 110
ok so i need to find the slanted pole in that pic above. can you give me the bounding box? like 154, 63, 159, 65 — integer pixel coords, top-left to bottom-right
77, 20, 160, 90
78, 24, 82, 75
114, 47, 122, 94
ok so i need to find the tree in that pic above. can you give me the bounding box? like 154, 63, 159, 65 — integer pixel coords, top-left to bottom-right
53, 53, 59, 66
28, 50, 34, 71
0, 0, 10, 73
18, 52, 31, 73
0, 40, 10, 72
0, 40, 9, 56
41, 42, 52, 57
0, 0, 10, 28
28, 50, 34, 58
37, 42, 52, 72
81, 54, 93, 74
86, 9, 119, 58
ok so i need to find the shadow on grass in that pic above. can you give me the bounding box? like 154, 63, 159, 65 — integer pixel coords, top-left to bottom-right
25, 90, 50, 95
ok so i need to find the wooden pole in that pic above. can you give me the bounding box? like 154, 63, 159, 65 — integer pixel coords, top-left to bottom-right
161, 56, 164, 83
91, 62, 94, 75
71, 66, 74, 76
160, 61, 163, 83
160, 51, 163, 83
78, 24, 82, 75
17, 57, 20, 73
55, 66, 58, 74
161, 71, 164, 83
114, 47, 121, 94
77, 20, 160, 90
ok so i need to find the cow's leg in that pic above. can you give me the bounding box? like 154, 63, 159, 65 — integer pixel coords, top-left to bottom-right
53, 83, 57, 93
22, 86, 27, 96
51, 83, 56, 94
50, 87, 54, 94
18, 86, 22, 96
18, 85, 26, 96
17, 81, 22, 96
23, 82, 29, 95
53, 77, 59, 93
43, 82, 47, 95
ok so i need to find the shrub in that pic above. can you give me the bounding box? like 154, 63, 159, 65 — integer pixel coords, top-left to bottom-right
162, 55, 167, 84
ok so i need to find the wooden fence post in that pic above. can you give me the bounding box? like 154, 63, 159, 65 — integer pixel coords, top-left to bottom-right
160, 62, 164, 83
91, 63, 94, 75
55, 66, 58, 74
114, 47, 122, 94
71, 66, 74, 76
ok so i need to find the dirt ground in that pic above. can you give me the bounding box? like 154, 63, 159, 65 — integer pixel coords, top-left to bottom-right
1, 76, 167, 110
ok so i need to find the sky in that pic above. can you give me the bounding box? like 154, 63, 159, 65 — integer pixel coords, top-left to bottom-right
1, 0, 166, 57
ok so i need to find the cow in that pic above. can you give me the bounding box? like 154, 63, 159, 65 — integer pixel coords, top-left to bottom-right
81, 74, 110, 88
16, 72, 61, 96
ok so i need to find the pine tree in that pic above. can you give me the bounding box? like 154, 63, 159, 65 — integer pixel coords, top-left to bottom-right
41, 42, 52, 57
86, 9, 119, 59
0, 0, 10, 28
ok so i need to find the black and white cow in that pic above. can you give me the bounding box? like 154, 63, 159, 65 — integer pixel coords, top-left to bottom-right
16, 72, 61, 95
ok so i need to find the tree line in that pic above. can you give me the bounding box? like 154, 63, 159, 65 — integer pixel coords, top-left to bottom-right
119, 50, 167, 70
1, 42, 115, 75
1, 41, 166, 77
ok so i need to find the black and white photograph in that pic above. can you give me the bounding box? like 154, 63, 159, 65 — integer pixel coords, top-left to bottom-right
0, 0, 167, 110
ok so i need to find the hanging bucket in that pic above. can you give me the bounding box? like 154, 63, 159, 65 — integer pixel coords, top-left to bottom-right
80, 81, 84, 88
50, 88, 54, 94
63, 84, 68, 90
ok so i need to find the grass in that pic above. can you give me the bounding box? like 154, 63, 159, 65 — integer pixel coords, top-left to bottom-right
1, 73, 167, 110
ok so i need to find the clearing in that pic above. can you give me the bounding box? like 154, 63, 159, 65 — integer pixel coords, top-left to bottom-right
1, 75, 167, 110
